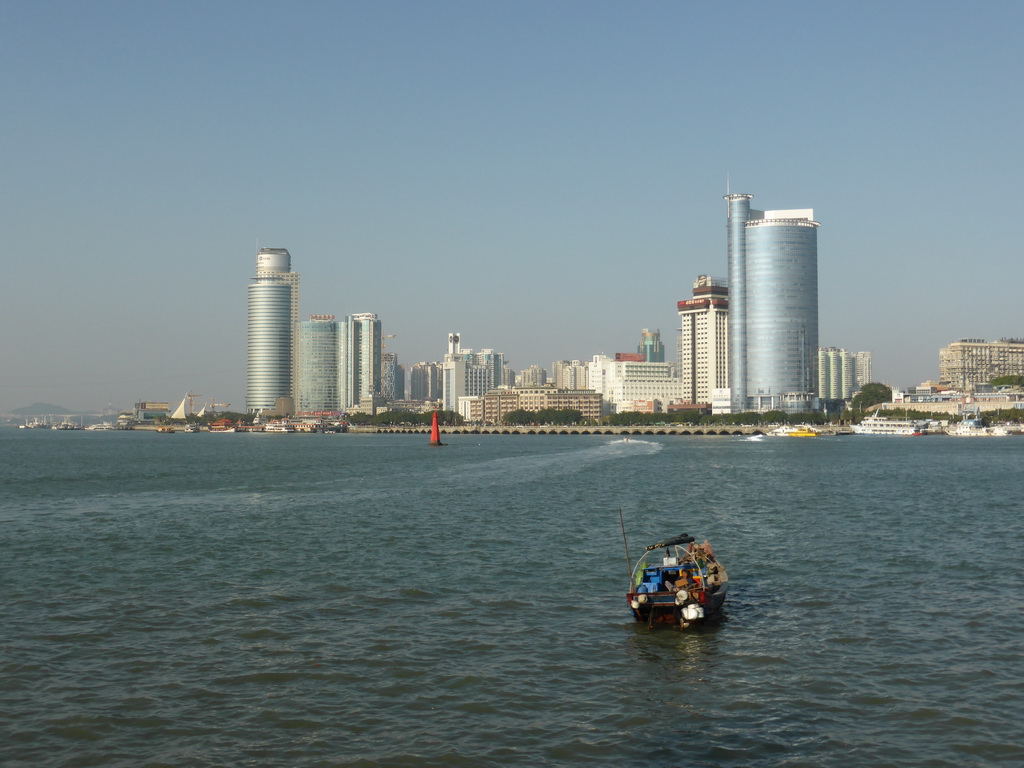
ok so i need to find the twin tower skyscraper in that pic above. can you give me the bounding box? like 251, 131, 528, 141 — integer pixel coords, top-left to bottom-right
725, 193, 820, 413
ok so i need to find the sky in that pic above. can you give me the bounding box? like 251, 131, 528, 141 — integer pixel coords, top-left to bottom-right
2, 1, 1022, 413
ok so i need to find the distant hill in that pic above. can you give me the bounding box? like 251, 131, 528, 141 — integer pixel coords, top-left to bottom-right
12, 402, 74, 416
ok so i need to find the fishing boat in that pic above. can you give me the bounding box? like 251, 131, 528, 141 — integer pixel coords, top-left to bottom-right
627, 534, 728, 629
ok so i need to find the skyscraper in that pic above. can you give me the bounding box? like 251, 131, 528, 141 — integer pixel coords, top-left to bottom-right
441, 333, 506, 412
339, 313, 382, 409
817, 347, 856, 401
726, 194, 819, 413
255, 247, 300, 399
381, 352, 405, 401
246, 276, 293, 413
410, 362, 443, 401
677, 275, 729, 405
637, 329, 665, 363
854, 351, 873, 389
297, 315, 341, 413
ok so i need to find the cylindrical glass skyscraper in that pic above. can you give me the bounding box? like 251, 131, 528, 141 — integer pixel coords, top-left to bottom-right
727, 194, 819, 413
246, 277, 293, 412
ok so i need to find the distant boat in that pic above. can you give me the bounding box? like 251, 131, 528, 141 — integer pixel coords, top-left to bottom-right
769, 425, 819, 437
946, 417, 1009, 437
208, 419, 236, 433
264, 420, 296, 433
852, 412, 928, 436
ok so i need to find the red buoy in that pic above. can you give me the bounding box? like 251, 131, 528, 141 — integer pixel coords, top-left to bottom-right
429, 410, 444, 446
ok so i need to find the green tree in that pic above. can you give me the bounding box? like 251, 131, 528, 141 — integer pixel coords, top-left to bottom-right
850, 383, 892, 412
991, 375, 1024, 388
502, 409, 534, 425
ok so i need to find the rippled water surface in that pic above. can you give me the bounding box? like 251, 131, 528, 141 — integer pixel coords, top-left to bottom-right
2, 429, 1023, 766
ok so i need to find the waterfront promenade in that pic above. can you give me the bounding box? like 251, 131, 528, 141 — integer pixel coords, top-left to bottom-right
359, 424, 774, 436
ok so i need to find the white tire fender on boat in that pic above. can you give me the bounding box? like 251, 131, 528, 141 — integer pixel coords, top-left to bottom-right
683, 603, 704, 621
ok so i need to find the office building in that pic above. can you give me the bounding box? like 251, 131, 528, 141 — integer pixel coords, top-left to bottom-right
246, 274, 294, 413
410, 362, 443, 402
587, 354, 685, 414
340, 313, 382, 409
255, 248, 300, 399
442, 333, 506, 411
939, 338, 1024, 390
297, 315, 341, 413
637, 329, 665, 363
381, 352, 405, 401
677, 275, 729, 405
726, 194, 819, 413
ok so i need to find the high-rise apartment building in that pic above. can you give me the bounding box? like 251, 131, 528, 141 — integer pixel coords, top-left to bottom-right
677, 275, 729, 405
637, 329, 665, 363
297, 315, 341, 413
817, 347, 856, 400
410, 362, 443, 401
441, 333, 506, 412
552, 360, 589, 390
518, 365, 548, 387
247, 247, 299, 413
855, 351, 873, 389
726, 194, 819, 413
939, 338, 1024, 390
818, 347, 873, 400
340, 313, 382, 409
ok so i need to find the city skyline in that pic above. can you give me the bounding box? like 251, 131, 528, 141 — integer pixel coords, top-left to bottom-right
3, 3, 1023, 412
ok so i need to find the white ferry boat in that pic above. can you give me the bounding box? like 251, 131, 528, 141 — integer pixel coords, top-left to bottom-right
264, 420, 296, 433
945, 417, 1010, 437
852, 413, 928, 436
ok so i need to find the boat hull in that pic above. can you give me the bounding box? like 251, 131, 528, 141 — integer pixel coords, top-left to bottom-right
628, 584, 728, 627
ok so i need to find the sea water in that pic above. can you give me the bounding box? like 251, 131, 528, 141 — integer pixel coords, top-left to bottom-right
1, 429, 1022, 767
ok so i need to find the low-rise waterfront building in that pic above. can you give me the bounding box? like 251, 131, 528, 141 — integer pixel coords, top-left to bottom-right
465, 385, 603, 424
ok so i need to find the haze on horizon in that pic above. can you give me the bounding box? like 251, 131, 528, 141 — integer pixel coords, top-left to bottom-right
2, 2, 1022, 413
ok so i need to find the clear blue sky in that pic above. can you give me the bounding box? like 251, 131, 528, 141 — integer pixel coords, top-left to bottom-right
2, 1, 1022, 412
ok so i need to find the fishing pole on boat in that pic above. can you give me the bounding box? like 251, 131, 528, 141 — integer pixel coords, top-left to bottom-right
618, 507, 632, 588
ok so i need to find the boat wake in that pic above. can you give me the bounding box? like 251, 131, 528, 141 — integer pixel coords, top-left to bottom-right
460, 439, 662, 484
